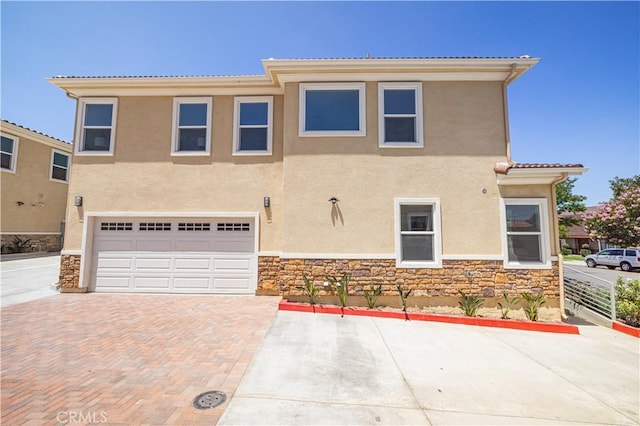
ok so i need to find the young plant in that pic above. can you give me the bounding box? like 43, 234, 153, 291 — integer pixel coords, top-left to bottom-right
497, 292, 519, 319
326, 273, 351, 308
363, 281, 383, 309
301, 274, 319, 305
396, 284, 412, 313
522, 292, 546, 321
458, 292, 484, 317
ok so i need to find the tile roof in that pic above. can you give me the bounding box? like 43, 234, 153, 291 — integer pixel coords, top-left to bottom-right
510, 163, 585, 169
1, 119, 70, 144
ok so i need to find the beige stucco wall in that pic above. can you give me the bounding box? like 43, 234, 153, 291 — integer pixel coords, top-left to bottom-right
1, 131, 70, 234
281, 81, 511, 255
62, 95, 284, 252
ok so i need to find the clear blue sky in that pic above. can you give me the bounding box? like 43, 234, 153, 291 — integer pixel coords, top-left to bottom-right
2, 1, 638, 205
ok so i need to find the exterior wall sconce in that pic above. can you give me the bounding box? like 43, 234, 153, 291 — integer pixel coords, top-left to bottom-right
16, 201, 24, 206
263, 196, 270, 208
328, 197, 339, 204
74, 196, 83, 207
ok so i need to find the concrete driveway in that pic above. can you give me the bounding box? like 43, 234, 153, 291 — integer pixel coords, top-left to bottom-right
1, 294, 280, 424
1, 253, 60, 307
220, 311, 640, 425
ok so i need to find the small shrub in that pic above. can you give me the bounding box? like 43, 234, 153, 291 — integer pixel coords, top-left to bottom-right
522, 292, 546, 321
458, 292, 484, 317
561, 243, 572, 256
326, 273, 351, 308
363, 281, 383, 309
10, 236, 32, 253
580, 244, 591, 257
301, 274, 319, 305
616, 277, 640, 327
396, 284, 412, 312
497, 292, 519, 319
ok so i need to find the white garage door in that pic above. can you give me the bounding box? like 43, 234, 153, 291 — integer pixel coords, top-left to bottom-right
91, 218, 256, 294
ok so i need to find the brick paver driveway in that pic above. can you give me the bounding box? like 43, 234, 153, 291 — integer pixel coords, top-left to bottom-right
1, 294, 280, 425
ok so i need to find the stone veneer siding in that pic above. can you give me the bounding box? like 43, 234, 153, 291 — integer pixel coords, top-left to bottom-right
1, 234, 63, 252
59, 254, 81, 290
258, 256, 560, 298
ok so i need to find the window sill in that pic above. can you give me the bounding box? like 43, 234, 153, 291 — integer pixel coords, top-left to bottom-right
232, 151, 272, 156
379, 142, 424, 148
299, 130, 366, 138
503, 261, 552, 270
49, 178, 69, 184
396, 260, 442, 269
171, 151, 210, 157
1, 168, 16, 174
75, 151, 114, 156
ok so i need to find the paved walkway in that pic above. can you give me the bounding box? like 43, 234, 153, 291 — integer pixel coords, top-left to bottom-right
220, 311, 640, 425
0, 254, 60, 307
0, 294, 280, 425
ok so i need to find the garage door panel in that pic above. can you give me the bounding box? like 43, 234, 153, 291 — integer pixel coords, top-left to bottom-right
174, 258, 212, 270
96, 240, 135, 251
174, 277, 211, 289
97, 257, 133, 270
214, 258, 251, 270
133, 276, 171, 289
95, 276, 131, 289
213, 277, 252, 290
136, 240, 172, 251
175, 241, 212, 251
135, 258, 172, 270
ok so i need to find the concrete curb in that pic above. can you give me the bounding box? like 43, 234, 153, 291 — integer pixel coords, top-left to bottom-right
612, 321, 640, 338
279, 299, 580, 335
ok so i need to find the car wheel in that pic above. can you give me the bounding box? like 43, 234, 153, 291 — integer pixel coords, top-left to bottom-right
586, 259, 597, 268
607, 266, 616, 270
621, 262, 631, 272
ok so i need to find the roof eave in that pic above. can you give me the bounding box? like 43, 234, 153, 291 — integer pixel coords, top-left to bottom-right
496, 167, 588, 186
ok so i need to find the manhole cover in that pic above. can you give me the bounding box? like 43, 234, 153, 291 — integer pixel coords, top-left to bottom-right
193, 391, 226, 410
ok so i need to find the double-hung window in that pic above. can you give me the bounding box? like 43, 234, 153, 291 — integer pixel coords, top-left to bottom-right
395, 198, 442, 267
1, 133, 18, 172
502, 198, 550, 268
171, 97, 212, 155
378, 82, 423, 147
299, 83, 366, 136
76, 98, 117, 154
233, 96, 272, 155
50, 150, 70, 182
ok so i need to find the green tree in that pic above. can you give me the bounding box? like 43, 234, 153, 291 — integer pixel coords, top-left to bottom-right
556, 178, 586, 238
584, 175, 640, 248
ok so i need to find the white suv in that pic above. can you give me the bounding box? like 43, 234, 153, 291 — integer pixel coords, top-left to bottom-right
585, 248, 640, 272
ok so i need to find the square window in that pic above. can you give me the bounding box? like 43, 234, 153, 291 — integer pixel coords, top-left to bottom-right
395, 199, 441, 267
76, 98, 117, 154
379, 83, 423, 147
233, 97, 273, 155
172, 97, 212, 155
1, 134, 18, 172
50, 150, 70, 182
502, 199, 550, 268
299, 83, 366, 136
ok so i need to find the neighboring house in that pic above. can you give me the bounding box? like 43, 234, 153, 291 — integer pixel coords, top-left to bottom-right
1, 120, 72, 252
48, 57, 586, 318
562, 206, 609, 254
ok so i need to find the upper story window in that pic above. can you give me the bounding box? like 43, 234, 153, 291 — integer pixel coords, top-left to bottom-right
502, 198, 551, 269
50, 150, 70, 182
299, 83, 366, 137
378, 82, 423, 147
76, 98, 117, 155
1, 133, 18, 172
394, 198, 442, 268
233, 96, 273, 155
171, 97, 212, 155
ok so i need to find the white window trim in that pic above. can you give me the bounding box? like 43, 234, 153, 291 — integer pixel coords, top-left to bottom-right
233, 96, 273, 156
0, 133, 18, 173
394, 198, 442, 268
171, 97, 212, 156
75, 98, 118, 156
49, 149, 70, 183
500, 198, 551, 269
299, 82, 366, 137
378, 82, 424, 148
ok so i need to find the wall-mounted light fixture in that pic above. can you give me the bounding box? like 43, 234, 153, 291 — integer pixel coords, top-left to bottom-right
16, 201, 24, 206
263, 196, 270, 208
74, 196, 83, 207
328, 197, 339, 204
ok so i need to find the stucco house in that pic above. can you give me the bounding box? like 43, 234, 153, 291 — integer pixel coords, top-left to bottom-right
48, 57, 586, 316
1, 120, 72, 253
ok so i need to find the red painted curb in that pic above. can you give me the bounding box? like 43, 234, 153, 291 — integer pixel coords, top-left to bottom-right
612, 321, 640, 338
278, 299, 580, 335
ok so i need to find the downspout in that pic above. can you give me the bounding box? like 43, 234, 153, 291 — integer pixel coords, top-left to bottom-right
552, 172, 569, 320
503, 64, 518, 162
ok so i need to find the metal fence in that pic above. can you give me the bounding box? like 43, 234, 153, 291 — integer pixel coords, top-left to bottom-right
564, 266, 616, 321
